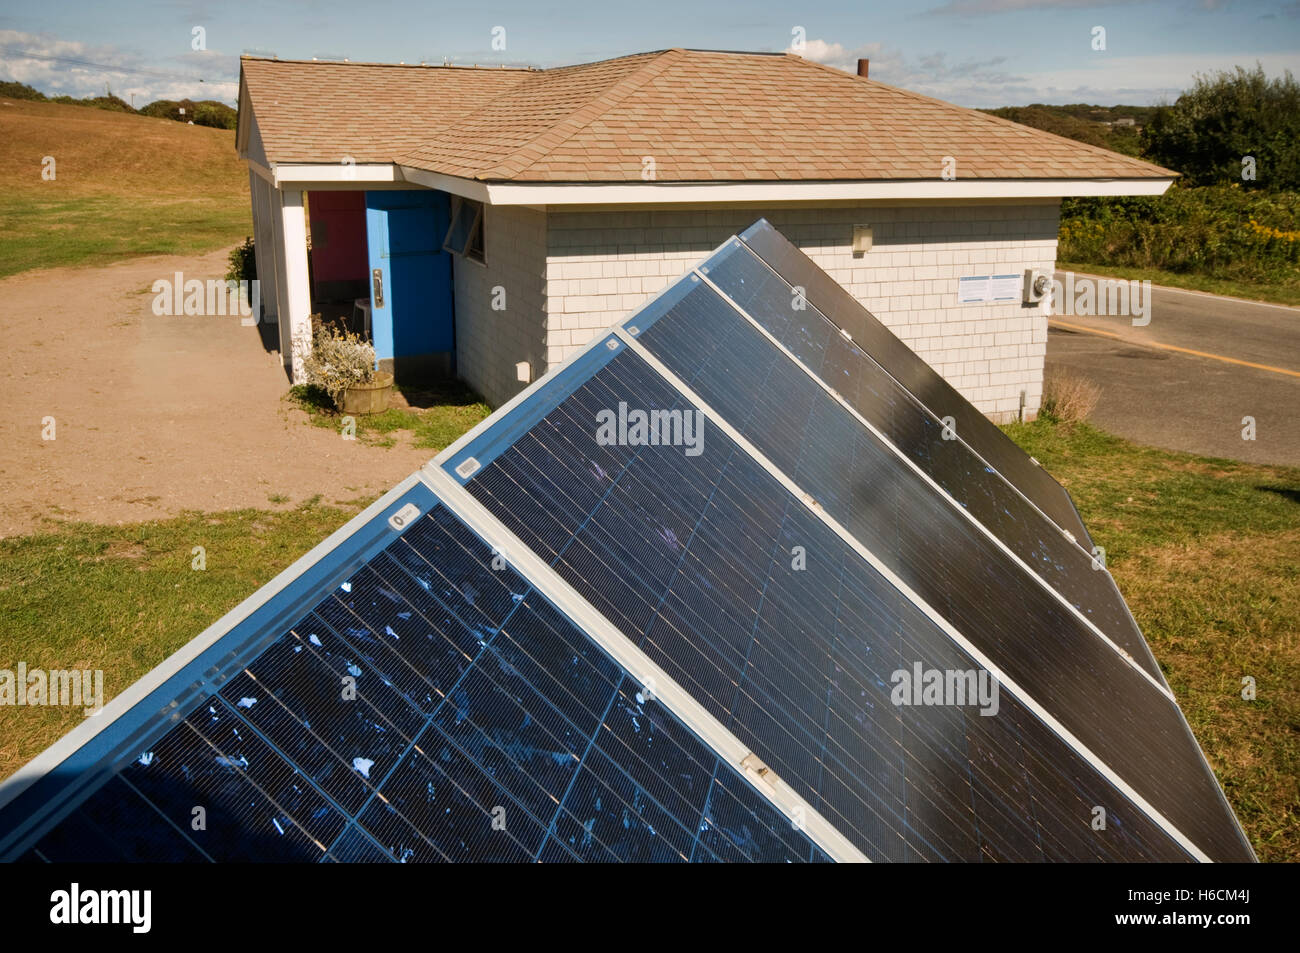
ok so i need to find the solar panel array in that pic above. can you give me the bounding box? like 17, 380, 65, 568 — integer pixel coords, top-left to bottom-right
0, 220, 1254, 863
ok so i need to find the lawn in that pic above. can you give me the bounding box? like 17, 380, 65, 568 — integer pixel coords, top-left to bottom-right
0, 98, 250, 277
1004, 419, 1300, 862
1, 419, 1295, 861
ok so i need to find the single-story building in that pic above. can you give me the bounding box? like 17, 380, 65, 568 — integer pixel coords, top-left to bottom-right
236, 48, 1175, 421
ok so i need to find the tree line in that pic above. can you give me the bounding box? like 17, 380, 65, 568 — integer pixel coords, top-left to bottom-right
0, 79, 237, 129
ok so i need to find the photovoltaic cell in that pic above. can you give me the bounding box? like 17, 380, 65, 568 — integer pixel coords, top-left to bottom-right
447, 343, 1200, 862
0, 485, 826, 864
737, 219, 1094, 549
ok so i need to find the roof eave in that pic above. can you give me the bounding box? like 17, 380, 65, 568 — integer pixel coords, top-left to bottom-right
399, 166, 1176, 205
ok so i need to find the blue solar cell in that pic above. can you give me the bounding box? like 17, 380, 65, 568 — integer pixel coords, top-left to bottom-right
447, 344, 1197, 862
0, 485, 822, 863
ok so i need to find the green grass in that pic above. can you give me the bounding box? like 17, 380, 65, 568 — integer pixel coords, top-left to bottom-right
286, 380, 490, 450
0, 501, 359, 779
1003, 419, 1300, 862
1057, 259, 1300, 308
0, 194, 250, 278
1, 419, 1295, 861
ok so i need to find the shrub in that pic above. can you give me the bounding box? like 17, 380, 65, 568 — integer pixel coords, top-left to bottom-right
226, 237, 256, 283
1142, 65, 1300, 190
1040, 369, 1100, 425
301, 324, 377, 407
0, 80, 46, 101
192, 101, 237, 130
139, 98, 196, 121
1059, 184, 1300, 286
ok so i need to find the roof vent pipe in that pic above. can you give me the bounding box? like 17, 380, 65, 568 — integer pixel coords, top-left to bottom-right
857, 58, 869, 78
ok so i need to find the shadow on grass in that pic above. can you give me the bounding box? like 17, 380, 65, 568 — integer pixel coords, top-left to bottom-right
285, 375, 491, 451
1258, 485, 1300, 505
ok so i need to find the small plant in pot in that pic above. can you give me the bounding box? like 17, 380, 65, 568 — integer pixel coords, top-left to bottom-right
301, 324, 394, 415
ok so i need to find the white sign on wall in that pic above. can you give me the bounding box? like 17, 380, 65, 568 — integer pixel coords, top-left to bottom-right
959, 274, 1022, 304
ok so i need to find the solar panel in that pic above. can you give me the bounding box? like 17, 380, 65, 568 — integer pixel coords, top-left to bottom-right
737, 219, 1094, 549
617, 278, 1249, 861
444, 342, 1197, 861
636, 256, 1163, 683
1, 220, 1254, 864
0, 478, 829, 863
693, 237, 1165, 684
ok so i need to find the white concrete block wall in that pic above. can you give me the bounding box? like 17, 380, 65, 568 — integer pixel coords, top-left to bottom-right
544, 202, 1060, 423
453, 204, 548, 406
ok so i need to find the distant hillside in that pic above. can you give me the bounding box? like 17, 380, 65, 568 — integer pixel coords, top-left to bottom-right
0, 79, 236, 129
981, 104, 1156, 157
0, 96, 249, 276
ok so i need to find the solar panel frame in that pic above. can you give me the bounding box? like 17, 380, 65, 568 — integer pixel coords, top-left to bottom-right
2, 224, 1256, 865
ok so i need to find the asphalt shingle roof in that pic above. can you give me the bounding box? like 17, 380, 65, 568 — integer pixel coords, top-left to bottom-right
241, 49, 1176, 183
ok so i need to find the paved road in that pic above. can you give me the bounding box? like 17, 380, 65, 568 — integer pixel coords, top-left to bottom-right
1046, 273, 1300, 467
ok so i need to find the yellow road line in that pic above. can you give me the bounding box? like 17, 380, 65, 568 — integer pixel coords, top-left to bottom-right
1049, 319, 1300, 380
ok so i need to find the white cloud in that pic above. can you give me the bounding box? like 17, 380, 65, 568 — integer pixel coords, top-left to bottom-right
0, 30, 237, 106
792, 36, 1300, 106
924, 0, 1135, 13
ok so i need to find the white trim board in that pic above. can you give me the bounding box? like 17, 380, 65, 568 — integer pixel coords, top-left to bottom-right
615, 326, 1214, 863
476, 177, 1174, 206
256, 161, 1175, 205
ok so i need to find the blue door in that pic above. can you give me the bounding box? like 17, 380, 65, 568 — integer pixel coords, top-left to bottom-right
365, 190, 453, 370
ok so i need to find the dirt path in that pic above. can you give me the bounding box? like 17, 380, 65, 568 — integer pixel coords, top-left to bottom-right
0, 250, 431, 538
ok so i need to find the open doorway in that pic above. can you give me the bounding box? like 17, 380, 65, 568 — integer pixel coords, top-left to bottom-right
306, 190, 370, 337
305, 189, 456, 385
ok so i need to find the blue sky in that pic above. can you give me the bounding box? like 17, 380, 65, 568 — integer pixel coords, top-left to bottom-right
2, 0, 1298, 108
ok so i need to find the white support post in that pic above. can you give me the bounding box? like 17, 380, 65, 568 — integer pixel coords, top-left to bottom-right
276, 188, 312, 383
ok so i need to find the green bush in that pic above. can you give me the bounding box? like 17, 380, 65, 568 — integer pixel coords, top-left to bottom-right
0, 80, 46, 101
226, 237, 256, 283
192, 101, 237, 130
1142, 65, 1300, 190
44, 92, 135, 113
139, 98, 196, 121
1060, 185, 1300, 285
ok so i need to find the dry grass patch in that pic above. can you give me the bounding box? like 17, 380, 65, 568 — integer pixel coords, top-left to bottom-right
1040, 367, 1101, 424
1005, 418, 1300, 861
